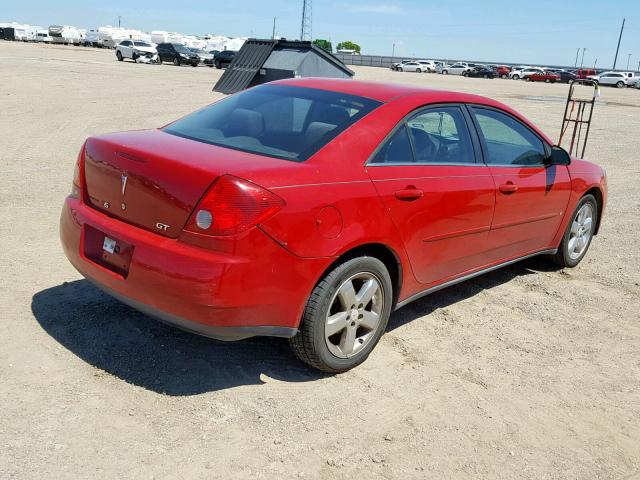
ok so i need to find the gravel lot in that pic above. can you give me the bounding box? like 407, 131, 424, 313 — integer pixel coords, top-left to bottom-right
1, 41, 639, 480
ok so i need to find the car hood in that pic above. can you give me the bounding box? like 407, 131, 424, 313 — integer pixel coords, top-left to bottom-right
133, 46, 156, 53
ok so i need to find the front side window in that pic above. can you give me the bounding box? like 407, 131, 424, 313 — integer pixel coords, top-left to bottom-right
407, 107, 474, 164
471, 107, 546, 166
164, 85, 381, 162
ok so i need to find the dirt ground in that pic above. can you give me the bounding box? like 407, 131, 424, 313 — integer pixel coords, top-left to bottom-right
1, 41, 639, 480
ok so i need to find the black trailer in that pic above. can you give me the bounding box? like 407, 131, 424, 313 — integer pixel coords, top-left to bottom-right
214, 39, 354, 94
2, 27, 16, 41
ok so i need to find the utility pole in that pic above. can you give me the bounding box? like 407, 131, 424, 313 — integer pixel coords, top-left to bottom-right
300, 0, 312, 41
272, 17, 276, 39
574, 47, 580, 67
580, 47, 586, 68
627, 53, 631, 70
594, 58, 598, 69
612, 18, 625, 69
392, 42, 396, 58
118, 16, 121, 28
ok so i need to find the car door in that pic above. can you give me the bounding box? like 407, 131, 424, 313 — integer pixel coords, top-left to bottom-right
367, 105, 495, 286
451, 64, 464, 75
120, 40, 132, 58
468, 106, 571, 260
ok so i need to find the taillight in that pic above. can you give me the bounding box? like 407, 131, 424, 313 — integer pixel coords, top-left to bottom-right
70, 144, 85, 200
184, 175, 285, 236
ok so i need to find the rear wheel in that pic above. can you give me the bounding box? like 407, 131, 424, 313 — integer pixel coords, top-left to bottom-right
215, 60, 221, 69
173, 57, 181, 66
551, 194, 598, 268
442, 69, 448, 75
513, 74, 520, 80
616, 81, 625, 88
116, 50, 123, 61
289, 257, 393, 373
416, 68, 422, 73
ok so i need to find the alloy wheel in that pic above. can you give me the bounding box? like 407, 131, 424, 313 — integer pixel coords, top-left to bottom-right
324, 272, 384, 359
568, 203, 594, 260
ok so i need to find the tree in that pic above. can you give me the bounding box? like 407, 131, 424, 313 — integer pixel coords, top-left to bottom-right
336, 41, 361, 54
312, 39, 333, 53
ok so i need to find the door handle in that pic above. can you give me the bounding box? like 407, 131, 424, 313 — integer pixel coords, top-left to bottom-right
499, 182, 518, 194
394, 188, 424, 201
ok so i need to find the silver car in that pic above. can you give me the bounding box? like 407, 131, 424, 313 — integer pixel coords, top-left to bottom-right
440, 63, 472, 75
398, 61, 427, 73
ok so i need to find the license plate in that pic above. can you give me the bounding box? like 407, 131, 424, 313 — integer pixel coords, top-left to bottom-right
102, 236, 116, 254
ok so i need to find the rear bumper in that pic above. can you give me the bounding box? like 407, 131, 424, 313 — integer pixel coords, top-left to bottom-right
60, 197, 331, 340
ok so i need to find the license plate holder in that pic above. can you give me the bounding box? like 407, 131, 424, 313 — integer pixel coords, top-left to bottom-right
84, 225, 133, 278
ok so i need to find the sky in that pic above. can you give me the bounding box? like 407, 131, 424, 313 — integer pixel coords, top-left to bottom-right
3, 0, 640, 68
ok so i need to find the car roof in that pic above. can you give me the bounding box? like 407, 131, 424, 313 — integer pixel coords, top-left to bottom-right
270, 78, 554, 144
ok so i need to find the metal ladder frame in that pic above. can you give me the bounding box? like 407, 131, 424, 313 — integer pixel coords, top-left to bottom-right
559, 79, 599, 158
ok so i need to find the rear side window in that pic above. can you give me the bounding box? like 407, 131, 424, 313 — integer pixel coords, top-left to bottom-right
471, 107, 546, 166
164, 85, 381, 162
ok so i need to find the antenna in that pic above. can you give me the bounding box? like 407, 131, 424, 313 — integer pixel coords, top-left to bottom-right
300, 0, 312, 41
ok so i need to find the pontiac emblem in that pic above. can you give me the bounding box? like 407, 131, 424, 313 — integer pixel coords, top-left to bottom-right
121, 173, 128, 196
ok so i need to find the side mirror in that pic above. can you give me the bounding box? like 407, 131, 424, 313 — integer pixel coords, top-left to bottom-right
545, 146, 571, 166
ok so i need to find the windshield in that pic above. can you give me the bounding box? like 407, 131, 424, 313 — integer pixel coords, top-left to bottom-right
134, 41, 151, 47
173, 43, 191, 53
164, 85, 381, 162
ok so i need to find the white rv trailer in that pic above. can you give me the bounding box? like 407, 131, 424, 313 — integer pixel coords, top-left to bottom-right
48, 25, 81, 45
84, 29, 100, 47
14, 24, 39, 41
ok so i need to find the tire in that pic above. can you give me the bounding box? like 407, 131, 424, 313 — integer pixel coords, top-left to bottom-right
132, 52, 138, 63
289, 257, 393, 373
483, 74, 488, 79
442, 70, 448, 75
526, 76, 532, 82
501, 74, 507, 79
551, 194, 598, 268
616, 81, 625, 88
545, 78, 550, 83
215, 60, 221, 69
398, 67, 403, 72
416, 68, 422, 73
513, 74, 520, 80
116, 50, 123, 61
173, 57, 181, 66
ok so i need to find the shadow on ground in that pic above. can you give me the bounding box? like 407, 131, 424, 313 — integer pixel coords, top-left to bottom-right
32, 257, 558, 395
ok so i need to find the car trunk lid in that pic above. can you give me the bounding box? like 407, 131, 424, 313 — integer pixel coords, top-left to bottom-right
82, 129, 297, 238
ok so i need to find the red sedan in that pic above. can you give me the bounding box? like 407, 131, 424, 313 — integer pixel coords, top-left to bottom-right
60, 78, 607, 372
525, 71, 561, 83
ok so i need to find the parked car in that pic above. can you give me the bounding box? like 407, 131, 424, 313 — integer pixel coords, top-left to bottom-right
435, 63, 452, 74
440, 63, 472, 75
213, 50, 236, 69
115, 40, 157, 63
189, 47, 214, 66
632, 78, 640, 89
156, 42, 200, 66
575, 68, 598, 79
417, 60, 437, 72
547, 69, 578, 83
391, 60, 413, 71
398, 61, 427, 73
524, 71, 561, 83
60, 78, 606, 372
510, 67, 544, 80
35, 30, 52, 43
492, 65, 512, 78
616, 71, 637, 83
466, 66, 496, 79
588, 71, 630, 88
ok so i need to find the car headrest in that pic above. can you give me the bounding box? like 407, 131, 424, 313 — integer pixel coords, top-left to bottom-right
228, 108, 264, 137
305, 122, 337, 146
318, 106, 350, 126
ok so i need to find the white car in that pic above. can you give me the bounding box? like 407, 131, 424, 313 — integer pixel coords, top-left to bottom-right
435, 63, 451, 73
397, 61, 428, 73
510, 67, 544, 80
391, 60, 412, 71
588, 71, 630, 88
440, 63, 472, 75
116, 40, 157, 63
36, 30, 52, 43
632, 78, 640, 89
417, 60, 436, 72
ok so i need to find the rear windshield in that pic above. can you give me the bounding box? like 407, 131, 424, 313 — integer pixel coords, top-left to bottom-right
163, 85, 381, 162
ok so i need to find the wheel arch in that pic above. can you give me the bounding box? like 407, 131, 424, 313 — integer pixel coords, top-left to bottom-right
319, 243, 404, 308
585, 186, 604, 235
